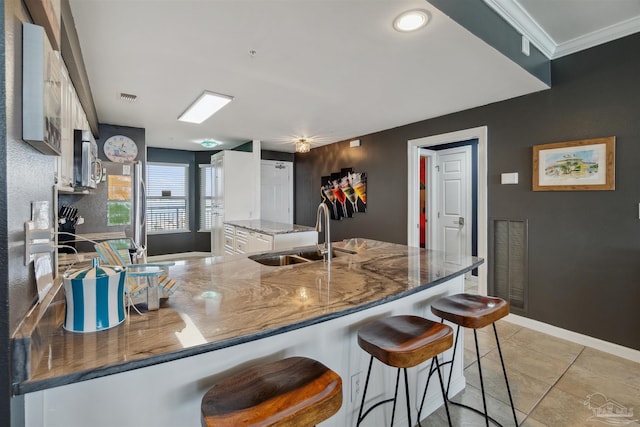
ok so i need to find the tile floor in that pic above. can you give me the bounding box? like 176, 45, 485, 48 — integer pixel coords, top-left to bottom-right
420, 277, 640, 426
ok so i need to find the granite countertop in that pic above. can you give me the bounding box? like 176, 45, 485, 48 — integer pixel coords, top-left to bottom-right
225, 219, 315, 235
13, 239, 483, 395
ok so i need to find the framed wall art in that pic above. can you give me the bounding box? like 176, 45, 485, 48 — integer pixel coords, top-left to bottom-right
532, 136, 615, 191
320, 168, 367, 220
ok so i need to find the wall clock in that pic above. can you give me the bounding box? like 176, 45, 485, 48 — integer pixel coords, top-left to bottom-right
103, 135, 138, 163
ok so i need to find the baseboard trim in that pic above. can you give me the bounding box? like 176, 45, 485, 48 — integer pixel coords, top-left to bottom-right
504, 314, 640, 363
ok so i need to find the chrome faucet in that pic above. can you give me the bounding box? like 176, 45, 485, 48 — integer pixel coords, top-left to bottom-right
315, 202, 332, 264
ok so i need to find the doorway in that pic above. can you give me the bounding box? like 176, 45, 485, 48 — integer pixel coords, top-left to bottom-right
261, 160, 293, 223
408, 126, 488, 294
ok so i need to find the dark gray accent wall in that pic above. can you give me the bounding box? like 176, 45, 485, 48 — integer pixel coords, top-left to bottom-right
428, 0, 551, 85
296, 134, 408, 244
295, 33, 640, 351
4, 0, 58, 423
262, 150, 295, 162
1, 0, 10, 422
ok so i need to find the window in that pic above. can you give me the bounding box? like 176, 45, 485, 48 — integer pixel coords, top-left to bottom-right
199, 164, 212, 231
146, 162, 189, 233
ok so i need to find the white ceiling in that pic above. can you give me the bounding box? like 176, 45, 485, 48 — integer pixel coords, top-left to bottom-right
68, 0, 640, 153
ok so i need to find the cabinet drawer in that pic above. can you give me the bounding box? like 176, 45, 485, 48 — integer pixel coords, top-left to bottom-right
236, 228, 249, 240
235, 240, 247, 254
247, 231, 273, 252
251, 231, 273, 244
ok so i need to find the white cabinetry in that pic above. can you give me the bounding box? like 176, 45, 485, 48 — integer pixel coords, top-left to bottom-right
55, 48, 90, 190
223, 224, 316, 255
223, 224, 235, 255
234, 227, 249, 254
246, 231, 273, 253
211, 151, 259, 255
57, 65, 73, 188
224, 226, 273, 255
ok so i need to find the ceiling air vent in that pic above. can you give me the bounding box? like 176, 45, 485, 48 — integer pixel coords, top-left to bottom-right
119, 92, 138, 102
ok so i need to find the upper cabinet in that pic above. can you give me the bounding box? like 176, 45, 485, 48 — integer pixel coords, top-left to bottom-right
23, 22, 90, 190
56, 65, 90, 190
23, 23, 62, 156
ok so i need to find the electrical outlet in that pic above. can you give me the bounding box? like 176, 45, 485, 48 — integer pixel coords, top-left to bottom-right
351, 372, 362, 402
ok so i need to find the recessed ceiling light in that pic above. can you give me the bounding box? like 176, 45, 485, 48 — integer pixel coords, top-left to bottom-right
178, 91, 233, 124
393, 9, 430, 32
193, 139, 222, 148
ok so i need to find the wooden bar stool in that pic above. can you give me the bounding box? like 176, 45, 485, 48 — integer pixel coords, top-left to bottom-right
201, 356, 342, 426
356, 315, 453, 427
430, 293, 518, 426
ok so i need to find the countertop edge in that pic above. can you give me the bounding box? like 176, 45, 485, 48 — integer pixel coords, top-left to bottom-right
225, 220, 315, 235
13, 258, 483, 395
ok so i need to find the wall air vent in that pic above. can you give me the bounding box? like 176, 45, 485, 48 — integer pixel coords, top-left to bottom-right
490, 219, 528, 312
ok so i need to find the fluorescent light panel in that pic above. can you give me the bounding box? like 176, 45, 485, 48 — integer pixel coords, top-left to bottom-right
178, 91, 233, 124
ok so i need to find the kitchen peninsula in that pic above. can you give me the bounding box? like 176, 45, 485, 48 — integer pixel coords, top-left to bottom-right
15, 239, 482, 427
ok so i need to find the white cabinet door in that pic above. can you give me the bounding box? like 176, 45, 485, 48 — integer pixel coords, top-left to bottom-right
211, 156, 224, 210
211, 151, 258, 221
211, 208, 224, 256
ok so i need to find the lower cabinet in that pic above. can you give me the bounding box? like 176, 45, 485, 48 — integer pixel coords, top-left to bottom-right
224, 225, 235, 255
246, 230, 273, 253
224, 225, 316, 254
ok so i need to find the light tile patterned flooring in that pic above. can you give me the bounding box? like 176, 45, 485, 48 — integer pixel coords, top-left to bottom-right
421, 277, 640, 426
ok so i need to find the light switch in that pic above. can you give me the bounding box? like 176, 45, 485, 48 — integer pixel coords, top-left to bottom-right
522, 36, 530, 56
501, 172, 519, 185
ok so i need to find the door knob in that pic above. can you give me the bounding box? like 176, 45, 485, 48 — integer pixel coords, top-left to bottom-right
458, 217, 465, 226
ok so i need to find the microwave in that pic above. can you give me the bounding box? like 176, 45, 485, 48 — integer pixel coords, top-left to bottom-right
73, 129, 102, 189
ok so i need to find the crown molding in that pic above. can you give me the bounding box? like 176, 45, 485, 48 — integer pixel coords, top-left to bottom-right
483, 0, 556, 58
554, 14, 640, 58
484, 0, 640, 60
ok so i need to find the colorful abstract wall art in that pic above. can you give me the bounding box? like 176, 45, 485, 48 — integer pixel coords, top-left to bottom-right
320, 168, 367, 220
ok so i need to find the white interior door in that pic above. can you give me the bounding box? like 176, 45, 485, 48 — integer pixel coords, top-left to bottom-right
436, 146, 472, 265
261, 160, 293, 223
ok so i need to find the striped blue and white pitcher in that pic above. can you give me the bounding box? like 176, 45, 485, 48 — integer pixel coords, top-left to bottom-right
63, 258, 126, 332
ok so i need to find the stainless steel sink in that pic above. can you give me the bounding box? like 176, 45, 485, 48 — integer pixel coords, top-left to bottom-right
248, 247, 355, 266
248, 253, 313, 266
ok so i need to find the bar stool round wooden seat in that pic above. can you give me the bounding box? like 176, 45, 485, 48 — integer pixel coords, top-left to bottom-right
356, 315, 454, 427
201, 356, 342, 427
430, 293, 518, 426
